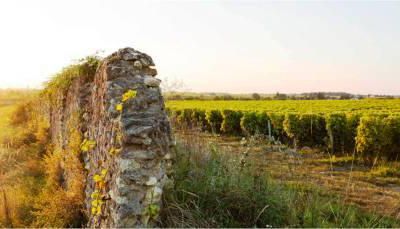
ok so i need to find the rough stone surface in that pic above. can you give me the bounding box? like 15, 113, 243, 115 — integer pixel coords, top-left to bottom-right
49, 47, 173, 227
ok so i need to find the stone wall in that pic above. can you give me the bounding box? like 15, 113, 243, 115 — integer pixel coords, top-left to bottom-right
49, 47, 174, 227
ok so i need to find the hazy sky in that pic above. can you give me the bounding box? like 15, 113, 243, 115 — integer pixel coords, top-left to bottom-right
0, 0, 399, 94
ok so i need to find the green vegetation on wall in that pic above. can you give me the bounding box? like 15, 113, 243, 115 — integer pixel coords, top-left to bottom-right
41, 56, 101, 103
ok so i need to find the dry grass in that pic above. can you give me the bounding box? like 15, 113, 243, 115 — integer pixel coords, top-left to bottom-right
175, 131, 400, 221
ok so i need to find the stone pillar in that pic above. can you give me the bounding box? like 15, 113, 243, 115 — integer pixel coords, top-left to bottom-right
84, 48, 173, 227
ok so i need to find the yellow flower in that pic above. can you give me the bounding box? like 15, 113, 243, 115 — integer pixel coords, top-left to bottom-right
109, 147, 122, 155
93, 174, 103, 183
80, 139, 96, 152
91, 199, 100, 207
96, 205, 102, 215
101, 169, 108, 177
116, 134, 122, 143
116, 103, 123, 112
91, 191, 100, 199
122, 89, 137, 102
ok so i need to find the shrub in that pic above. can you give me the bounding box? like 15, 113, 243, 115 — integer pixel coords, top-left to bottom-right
284, 113, 327, 147
257, 112, 270, 136
206, 110, 223, 134
326, 113, 347, 154
221, 110, 243, 135
345, 113, 361, 153
268, 113, 287, 142
302, 113, 327, 147
241, 112, 270, 136
176, 109, 194, 127
33, 188, 85, 227
241, 112, 259, 135
382, 115, 400, 160
356, 116, 385, 162
191, 109, 208, 130
283, 113, 302, 146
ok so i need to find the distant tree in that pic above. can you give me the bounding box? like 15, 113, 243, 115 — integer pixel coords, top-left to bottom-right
274, 92, 287, 100
316, 92, 326, 100
251, 93, 261, 100
222, 95, 234, 100
339, 94, 352, 100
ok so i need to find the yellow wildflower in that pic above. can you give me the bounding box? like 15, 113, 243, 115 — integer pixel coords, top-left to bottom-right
101, 169, 108, 177
122, 89, 137, 102
93, 174, 102, 183
91, 191, 100, 199
109, 147, 122, 155
116, 103, 123, 112
80, 139, 96, 152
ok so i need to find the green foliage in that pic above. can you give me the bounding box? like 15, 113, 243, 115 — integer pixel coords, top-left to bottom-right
240, 112, 259, 135
167, 99, 400, 114
143, 204, 160, 225
356, 116, 385, 161
345, 113, 361, 153
326, 113, 347, 153
191, 109, 208, 130
221, 110, 243, 135
356, 115, 400, 162
268, 113, 287, 142
241, 112, 270, 136
169, 99, 400, 161
206, 110, 223, 134
381, 115, 400, 160
302, 114, 327, 147
167, 99, 400, 152
42, 55, 101, 103
283, 113, 301, 145
283, 113, 327, 147
176, 109, 194, 127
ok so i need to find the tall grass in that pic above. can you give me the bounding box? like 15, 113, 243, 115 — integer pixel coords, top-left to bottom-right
161, 134, 400, 227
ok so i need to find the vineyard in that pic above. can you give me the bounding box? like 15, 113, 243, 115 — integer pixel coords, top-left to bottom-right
166, 99, 400, 161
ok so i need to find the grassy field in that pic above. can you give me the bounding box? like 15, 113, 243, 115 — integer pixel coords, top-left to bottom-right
0, 104, 17, 141
0, 90, 36, 141
163, 130, 400, 226
173, 130, 400, 223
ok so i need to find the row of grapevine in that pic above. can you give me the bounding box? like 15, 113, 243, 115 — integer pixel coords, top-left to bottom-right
167, 99, 400, 114
356, 115, 400, 161
168, 108, 400, 160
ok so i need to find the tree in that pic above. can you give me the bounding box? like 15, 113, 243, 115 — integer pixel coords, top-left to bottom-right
274, 92, 287, 100
251, 93, 261, 100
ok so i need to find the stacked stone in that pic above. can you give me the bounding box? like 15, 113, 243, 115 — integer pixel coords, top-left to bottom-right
84, 48, 173, 227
